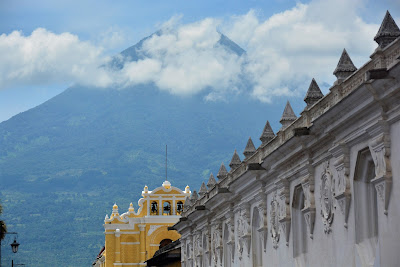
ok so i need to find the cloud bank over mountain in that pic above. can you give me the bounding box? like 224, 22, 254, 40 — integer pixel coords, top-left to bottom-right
0, 0, 381, 102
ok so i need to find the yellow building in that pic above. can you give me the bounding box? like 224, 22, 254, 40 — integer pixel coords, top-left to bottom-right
93, 181, 190, 267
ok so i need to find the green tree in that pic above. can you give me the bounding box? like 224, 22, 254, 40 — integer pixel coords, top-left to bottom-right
0, 201, 6, 240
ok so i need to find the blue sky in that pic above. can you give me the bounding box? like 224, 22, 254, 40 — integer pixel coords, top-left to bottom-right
0, 0, 399, 122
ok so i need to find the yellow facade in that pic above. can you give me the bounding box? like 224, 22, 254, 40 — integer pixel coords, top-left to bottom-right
94, 181, 190, 267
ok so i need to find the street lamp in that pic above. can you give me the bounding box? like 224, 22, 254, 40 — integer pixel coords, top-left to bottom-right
0, 232, 19, 267
10, 239, 19, 254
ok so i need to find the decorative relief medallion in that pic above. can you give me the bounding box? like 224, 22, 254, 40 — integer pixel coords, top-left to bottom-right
270, 194, 280, 249
320, 162, 334, 233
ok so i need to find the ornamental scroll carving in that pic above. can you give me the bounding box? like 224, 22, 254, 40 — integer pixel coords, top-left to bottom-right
330, 142, 351, 228
189, 242, 193, 259
226, 214, 235, 262
257, 201, 268, 252
181, 240, 186, 262
202, 227, 211, 266
212, 224, 222, 265
193, 232, 202, 257
301, 163, 316, 239
270, 193, 280, 249
193, 233, 202, 267
277, 178, 291, 246
368, 121, 392, 215
236, 206, 251, 259
320, 162, 334, 234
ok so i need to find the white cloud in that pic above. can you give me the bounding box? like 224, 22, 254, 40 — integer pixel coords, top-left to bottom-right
0, 0, 383, 103
0, 28, 114, 89
119, 18, 244, 97
223, 0, 379, 102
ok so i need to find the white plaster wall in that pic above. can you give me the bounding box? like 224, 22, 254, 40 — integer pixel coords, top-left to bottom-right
378, 119, 400, 267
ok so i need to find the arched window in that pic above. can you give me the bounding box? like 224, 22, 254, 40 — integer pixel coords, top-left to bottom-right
292, 185, 307, 258
177, 201, 184, 215
252, 207, 262, 266
354, 148, 378, 264
160, 238, 172, 248
150, 201, 158, 215
163, 201, 171, 215
223, 224, 231, 267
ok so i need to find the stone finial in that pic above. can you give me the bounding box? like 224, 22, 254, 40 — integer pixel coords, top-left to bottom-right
374, 10, 400, 49
333, 49, 357, 82
199, 182, 207, 197
304, 78, 323, 108
207, 173, 217, 188
183, 196, 191, 210
129, 203, 135, 212
185, 185, 190, 193
162, 180, 171, 189
112, 203, 119, 216
229, 149, 241, 170
217, 163, 228, 180
260, 120, 275, 145
243, 137, 256, 159
190, 190, 198, 204
105, 214, 109, 220
280, 101, 297, 129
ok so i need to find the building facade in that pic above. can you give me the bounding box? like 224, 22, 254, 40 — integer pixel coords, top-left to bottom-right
94, 181, 190, 267
174, 11, 400, 267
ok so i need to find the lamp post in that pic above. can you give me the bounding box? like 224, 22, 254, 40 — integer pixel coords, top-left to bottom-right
11, 262, 24, 267
0, 231, 19, 267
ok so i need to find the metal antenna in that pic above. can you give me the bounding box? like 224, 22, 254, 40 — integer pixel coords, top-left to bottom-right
165, 145, 167, 181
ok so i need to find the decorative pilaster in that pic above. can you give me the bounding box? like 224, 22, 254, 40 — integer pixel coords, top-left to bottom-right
115, 229, 121, 263
138, 225, 146, 262
330, 142, 351, 228
368, 120, 392, 215
301, 164, 316, 239
276, 178, 291, 246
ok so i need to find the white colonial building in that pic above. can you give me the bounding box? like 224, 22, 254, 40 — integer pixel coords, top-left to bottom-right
174, 11, 400, 267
